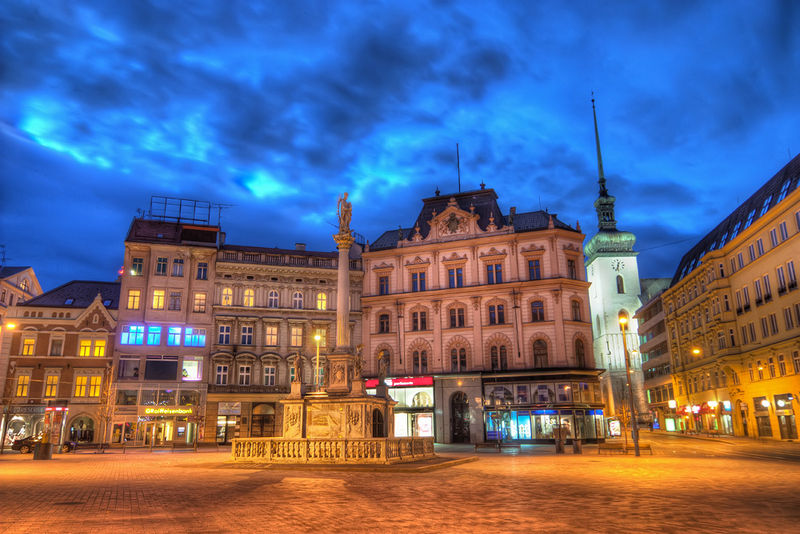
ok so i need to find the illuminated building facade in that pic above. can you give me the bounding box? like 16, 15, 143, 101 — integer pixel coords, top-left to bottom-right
635, 281, 674, 431
0, 266, 42, 384
663, 154, 800, 439
206, 243, 363, 444
362, 187, 604, 444
0, 281, 118, 448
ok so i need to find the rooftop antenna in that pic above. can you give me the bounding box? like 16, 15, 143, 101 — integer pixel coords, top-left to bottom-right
214, 203, 234, 227
456, 143, 461, 193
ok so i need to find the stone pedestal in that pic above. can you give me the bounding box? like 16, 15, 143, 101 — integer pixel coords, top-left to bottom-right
281, 395, 395, 440
325, 351, 352, 395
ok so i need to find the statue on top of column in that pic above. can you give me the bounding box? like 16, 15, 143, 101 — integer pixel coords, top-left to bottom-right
337, 192, 352, 235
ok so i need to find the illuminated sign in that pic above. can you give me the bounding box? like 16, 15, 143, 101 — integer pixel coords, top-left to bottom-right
365, 376, 434, 388
143, 407, 193, 415
667, 400, 677, 409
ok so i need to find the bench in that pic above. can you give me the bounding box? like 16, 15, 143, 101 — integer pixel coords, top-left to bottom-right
598, 442, 626, 455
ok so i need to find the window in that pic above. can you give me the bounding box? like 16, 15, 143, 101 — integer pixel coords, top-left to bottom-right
749, 322, 757, 343
172, 258, 184, 277
759, 195, 773, 217
242, 289, 254, 307
215, 365, 228, 385
292, 292, 304, 309
780, 222, 789, 242
531, 301, 545, 322
314, 327, 327, 347
486, 264, 502, 284
567, 259, 577, 280
741, 325, 749, 345
763, 275, 772, 300
528, 259, 541, 280
413, 350, 428, 374
756, 239, 764, 256
737, 253, 744, 269
793, 351, 800, 374
89, 376, 102, 397
152, 289, 165, 310
449, 307, 465, 328
193, 292, 207, 313
616, 275, 625, 294
197, 262, 208, 280
182, 359, 202, 381
788, 261, 797, 287
77, 339, 92, 356
16, 374, 30, 397
268, 290, 279, 308
411, 271, 426, 291
49, 339, 63, 356
146, 326, 162, 346
761, 317, 769, 337
218, 325, 231, 345
316, 292, 327, 310
742, 286, 751, 308
378, 276, 389, 295
185, 328, 206, 347
94, 340, 106, 357
412, 311, 427, 331
21, 338, 35, 356
488, 304, 504, 325
265, 325, 278, 345
238, 366, 251, 386
44, 375, 59, 397
754, 279, 763, 302
221, 288, 233, 306
168, 291, 181, 311
167, 327, 182, 346
571, 300, 582, 321
127, 290, 141, 310
770, 229, 778, 247
131, 257, 144, 276
264, 366, 276, 386
533, 340, 548, 368
156, 257, 168, 275
451, 348, 467, 372
575, 339, 586, 367
237, 325, 252, 345
490, 346, 508, 371
290, 326, 303, 347
121, 325, 145, 345
75, 376, 88, 397
769, 313, 779, 335
379, 314, 390, 333
448, 267, 464, 288
748, 244, 756, 261
118, 359, 140, 380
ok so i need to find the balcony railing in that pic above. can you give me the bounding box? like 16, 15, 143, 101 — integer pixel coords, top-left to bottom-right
231, 436, 435, 464
217, 251, 362, 271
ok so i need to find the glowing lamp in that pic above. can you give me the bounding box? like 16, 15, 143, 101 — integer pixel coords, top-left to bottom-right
777, 400, 786, 408
314, 334, 321, 341
618, 315, 628, 326
6, 323, 16, 329
708, 400, 718, 409
723, 400, 731, 410
691, 405, 700, 414
668, 400, 677, 409
761, 399, 770, 408
691, 348, 701, 355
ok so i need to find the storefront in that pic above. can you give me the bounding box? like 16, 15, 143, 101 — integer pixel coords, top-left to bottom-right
3, 405, 46, 446
366, 376, 435, 438
774, 393, 797, 440
111, 387, 201, 446
216, 401, 241, 444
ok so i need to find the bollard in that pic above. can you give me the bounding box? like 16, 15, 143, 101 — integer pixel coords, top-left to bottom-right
555, 438, 565, 454
572, 439, 583, 454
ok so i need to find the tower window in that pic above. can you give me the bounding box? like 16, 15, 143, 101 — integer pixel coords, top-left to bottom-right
616, 275, 625, 294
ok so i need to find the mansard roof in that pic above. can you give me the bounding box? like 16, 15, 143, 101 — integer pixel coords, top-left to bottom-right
671, 152, 800, 286
0, 266, 29, 279
20, 280, 120, 309
369, 187, 578, 251
125, 218, 219, 247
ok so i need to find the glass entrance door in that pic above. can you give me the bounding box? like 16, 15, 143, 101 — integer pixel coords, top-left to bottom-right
144, 422, 169, 446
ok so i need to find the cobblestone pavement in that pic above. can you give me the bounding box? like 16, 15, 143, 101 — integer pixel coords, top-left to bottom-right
1, 443, 799, 534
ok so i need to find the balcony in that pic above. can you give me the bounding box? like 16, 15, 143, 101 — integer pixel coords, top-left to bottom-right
207, 385, 289, 394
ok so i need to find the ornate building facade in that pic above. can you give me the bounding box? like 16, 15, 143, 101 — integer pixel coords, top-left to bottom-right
362, 188, 604, 444
663, 153, 800, 439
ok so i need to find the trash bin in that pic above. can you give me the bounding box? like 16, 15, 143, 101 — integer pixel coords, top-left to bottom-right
572, 439, 583, 454
33, 442, 53, 460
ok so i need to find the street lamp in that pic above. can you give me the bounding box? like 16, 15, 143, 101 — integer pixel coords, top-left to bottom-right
618, 312, 640, 456
313, 334, 321, 391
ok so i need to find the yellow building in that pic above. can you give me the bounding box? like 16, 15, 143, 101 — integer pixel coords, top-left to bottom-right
663, 154, 800, 439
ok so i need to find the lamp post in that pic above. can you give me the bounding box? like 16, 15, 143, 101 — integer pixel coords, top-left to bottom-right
618, 313, 640, 456
314, 334, 321, 391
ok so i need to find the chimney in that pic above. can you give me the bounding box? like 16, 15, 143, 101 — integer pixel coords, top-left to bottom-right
295, 243, 306, 251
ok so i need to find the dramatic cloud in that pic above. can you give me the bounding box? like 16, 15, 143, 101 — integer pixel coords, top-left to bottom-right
1, 0, 798, 289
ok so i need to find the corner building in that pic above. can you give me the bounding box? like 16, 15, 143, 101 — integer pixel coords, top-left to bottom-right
663, 154, 800, 439
362, 188, 604, 444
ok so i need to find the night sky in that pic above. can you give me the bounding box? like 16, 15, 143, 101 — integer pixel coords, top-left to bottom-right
2, 1, 799, 290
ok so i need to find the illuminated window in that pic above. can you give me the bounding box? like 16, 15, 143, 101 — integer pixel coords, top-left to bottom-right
241, 325, 253, 345
265, 325, 278, 346
314, 327, 327, 347
152, 290, 165, 310
243, 289, 254, 307
193, 292, 207, 313
167, 327, 182, 346
182, 359, 202, 381
185, 328, 206, 347
75, 376, 88, 397
21, 338, 35, 356
316, 292, 327, 310
89, 376, 102, 397
168, 291, 181, 311
131, 257, 143, 276
127, 290, 141, 310
121, 325, 145, 345
268, 290, 279, 308
292, 292, 304, 309
290, 326, 303, 347
147, 326, 162, 345
94, 340, 106, 357
79, 339, 92, 357
156, 257, 168, 275
222, 288, 233, 306
44, 375, 59, 397
16, 374, 30, 397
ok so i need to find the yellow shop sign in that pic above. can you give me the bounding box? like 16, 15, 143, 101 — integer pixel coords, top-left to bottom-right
143, 407, 194, 415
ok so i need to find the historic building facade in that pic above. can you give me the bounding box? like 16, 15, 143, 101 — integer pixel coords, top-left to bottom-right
663, 153, 800, 439
206, 243, 363, 443
0, 266, 43, 393
0, 281, 118, 448
110, 217, 219, 447
636, 283, 675, 431
362, 188, 604, 444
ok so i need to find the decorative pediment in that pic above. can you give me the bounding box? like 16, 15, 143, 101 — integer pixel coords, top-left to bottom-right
74, 294, 116, 330
520, 244, 545, 256
441, 251, 468, 264
479, 247, 507, 259
562, 244, 582, 253
423, 200, 481, 242
405, 256, 431, 267
372, 262, 395, 271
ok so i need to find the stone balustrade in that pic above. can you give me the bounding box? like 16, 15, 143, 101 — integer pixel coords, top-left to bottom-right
231, 437, 435, 464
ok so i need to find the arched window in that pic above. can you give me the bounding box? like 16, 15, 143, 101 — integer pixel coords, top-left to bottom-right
571, 300, 582, 321
412, 391, 433, 407
500, 346, 508, 370
267, 290, 279, 308
575, 339, 585, 368
451, 348, 467, 372
533, 340, 548, 368
531, 301, 545, 322
616, 275, 625, 294
292, 292, 303, 309
316, 292, 327, 310
413, 350, 427, 374
490, 345, 508, 371
243, 289, 254, 307
372, 409, 385, 438
222, 288, 233, 306
20, 279, 29, 292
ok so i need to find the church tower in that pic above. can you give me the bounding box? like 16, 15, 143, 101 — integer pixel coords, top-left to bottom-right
584, 98, 647, 422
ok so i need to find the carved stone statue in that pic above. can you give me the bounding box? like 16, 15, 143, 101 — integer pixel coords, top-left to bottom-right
377, 351, 388, 382
337, 192, 352, 234
353, 344, 364, 379
292, 358, 302, 383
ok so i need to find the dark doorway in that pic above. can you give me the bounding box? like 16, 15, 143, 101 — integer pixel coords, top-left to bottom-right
451, 391, 470, 443
251, 403, 276, 437
372, 409, 385, 438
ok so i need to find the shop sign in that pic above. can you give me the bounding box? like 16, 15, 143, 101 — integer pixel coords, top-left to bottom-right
8, 405, 46, 415
364, 376, 433, 388
143, 407, 194, 416
218, 402, 241, 415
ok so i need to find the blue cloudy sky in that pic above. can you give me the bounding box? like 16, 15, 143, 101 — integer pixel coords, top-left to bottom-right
1, 1, 798, 290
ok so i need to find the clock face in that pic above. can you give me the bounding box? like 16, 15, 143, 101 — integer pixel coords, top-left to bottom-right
611, 259, 624, 272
